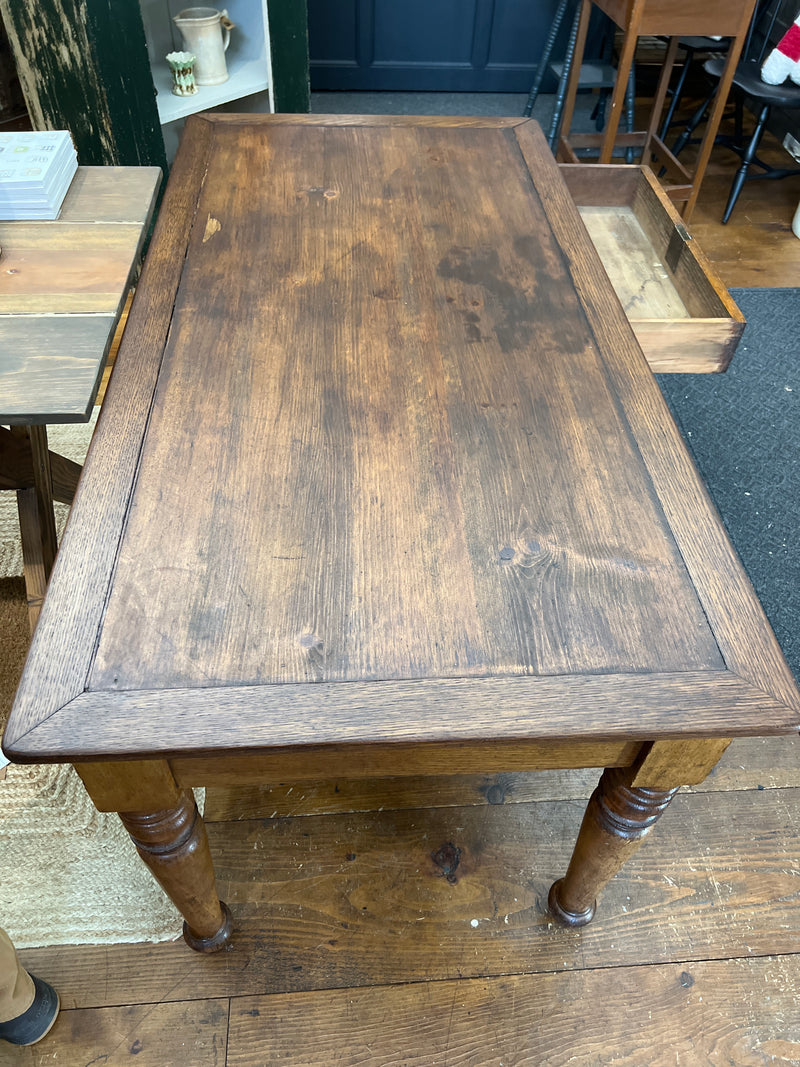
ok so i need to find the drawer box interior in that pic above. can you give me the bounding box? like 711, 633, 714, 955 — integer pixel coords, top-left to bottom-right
559, 163, 744, 373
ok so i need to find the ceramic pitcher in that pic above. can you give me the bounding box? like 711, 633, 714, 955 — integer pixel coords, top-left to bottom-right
173, 7, 234, 86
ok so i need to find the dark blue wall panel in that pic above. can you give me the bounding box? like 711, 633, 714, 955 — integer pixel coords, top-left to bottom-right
308, 0, 569, 92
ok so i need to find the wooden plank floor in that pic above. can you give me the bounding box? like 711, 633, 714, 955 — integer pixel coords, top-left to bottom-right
9, 117, 800, 1065
12, 747, 800, 1063
680, 126, 800, 289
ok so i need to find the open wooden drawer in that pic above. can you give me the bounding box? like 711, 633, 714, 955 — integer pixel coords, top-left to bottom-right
559, 163, 744, 373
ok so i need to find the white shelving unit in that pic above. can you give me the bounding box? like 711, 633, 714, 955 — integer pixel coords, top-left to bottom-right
139, 0, 274, 127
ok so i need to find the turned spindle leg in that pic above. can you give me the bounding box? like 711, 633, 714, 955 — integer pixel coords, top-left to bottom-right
549, 766, 679, 927
119, 790, 233, 952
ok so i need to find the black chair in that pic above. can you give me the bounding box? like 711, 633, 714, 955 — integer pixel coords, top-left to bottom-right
672, 0, 800, 223
657, 36, 732, 141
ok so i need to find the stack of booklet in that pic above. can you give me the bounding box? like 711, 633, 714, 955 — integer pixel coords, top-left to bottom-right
0, 130, 78, 221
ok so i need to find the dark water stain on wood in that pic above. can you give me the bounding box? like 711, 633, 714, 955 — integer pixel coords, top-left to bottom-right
437, 242, 588, 355
431, 841, 462, 884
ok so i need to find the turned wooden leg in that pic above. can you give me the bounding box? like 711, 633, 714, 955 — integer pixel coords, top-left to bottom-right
119, 790, 233, 952
13, 426, 59, 632
549, 766, 679, 927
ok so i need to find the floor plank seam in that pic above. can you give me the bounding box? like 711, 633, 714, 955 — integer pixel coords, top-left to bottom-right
51, 994, 239, 1011
224, 996, 232, 1064
212, 946, 800, 1004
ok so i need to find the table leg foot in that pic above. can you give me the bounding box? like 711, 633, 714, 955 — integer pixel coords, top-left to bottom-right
548, 766, 679, 927
119, 791, 233, 953
547, 878, 596, 927
183, 901, 234, 953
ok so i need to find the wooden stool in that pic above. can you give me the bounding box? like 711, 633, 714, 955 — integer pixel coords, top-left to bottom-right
558, 0, 758, 220
524, 0, 636, 154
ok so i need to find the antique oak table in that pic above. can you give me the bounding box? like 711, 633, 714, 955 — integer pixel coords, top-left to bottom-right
5, 116, 799, 952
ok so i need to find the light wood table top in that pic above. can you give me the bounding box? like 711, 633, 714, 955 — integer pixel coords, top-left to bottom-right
6, 115, 799, 764
0, 166, 161, 424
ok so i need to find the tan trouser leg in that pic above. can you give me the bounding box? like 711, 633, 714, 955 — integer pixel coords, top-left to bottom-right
0, 928, 35, 1024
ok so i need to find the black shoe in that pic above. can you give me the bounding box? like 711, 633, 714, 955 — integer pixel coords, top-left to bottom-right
0, 975, 60, 1046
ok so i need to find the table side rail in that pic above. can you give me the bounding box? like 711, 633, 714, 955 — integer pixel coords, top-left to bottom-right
4, 669, 795, 765
514, 122, 800, 718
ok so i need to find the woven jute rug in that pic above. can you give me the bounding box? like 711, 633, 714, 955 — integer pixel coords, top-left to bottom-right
1, 414, 185, 948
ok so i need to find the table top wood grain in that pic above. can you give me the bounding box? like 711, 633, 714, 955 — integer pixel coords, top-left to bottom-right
6, 116, 799, 764
0, 166, 161, 424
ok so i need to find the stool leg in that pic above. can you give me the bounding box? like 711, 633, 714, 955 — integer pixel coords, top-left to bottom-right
548, 0, 585, 148
548, 765, 679, 926
640, 34, 680, 164
556, 0, 592, 150
671, 89, 713, 157
682, 17, 752, 222
598, 0, 642, 164
733, 94, 745, 150
524, 0, 573, 117
659, 43, 692, 141
592, 90, 608, 131
14, 425, 58, 632
624, 64, 637, 163
722, 103, 770, 223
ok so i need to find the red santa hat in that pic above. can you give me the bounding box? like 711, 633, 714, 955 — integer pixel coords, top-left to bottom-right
762, 12, 800, 84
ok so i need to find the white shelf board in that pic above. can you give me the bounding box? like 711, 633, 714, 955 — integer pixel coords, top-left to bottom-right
155, 56, 270, 124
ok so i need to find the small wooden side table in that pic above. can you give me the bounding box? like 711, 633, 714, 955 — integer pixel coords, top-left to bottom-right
0, 166, 161, 630
559, 0, 758, 220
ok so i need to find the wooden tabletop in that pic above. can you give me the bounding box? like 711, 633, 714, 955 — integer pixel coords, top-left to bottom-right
0, 166, 161, 424
5, 116, 799, 763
